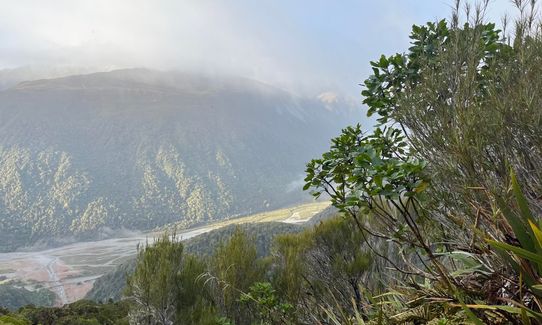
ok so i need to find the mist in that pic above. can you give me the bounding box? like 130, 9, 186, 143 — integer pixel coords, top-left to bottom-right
0, 0, 517, 98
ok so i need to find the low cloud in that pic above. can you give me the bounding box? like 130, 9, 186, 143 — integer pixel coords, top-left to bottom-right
0, 1, 518, 96
286, 174, 307, 194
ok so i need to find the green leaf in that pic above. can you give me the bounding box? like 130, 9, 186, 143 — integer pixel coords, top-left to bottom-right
511, 170, 534, 223
459, 304, 542, 321
529, 219, 542, 249
530, 284, 542, 297
496, 196, 534, 252
488, 240, 542, 266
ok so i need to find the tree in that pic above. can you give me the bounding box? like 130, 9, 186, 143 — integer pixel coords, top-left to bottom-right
239, 282, 294, 325
208, 227, 266, 325
273, 216, 372, 322
125, 234, 220, 325
304, 1, 542, 322
175, 255, 218, 324
125, 234, 184, 325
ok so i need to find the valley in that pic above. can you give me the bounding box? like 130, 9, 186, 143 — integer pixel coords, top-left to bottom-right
0, 201, 329, 305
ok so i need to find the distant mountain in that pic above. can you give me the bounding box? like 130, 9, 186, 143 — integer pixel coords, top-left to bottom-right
0, 65, 106, 90
0, 68, 358, 251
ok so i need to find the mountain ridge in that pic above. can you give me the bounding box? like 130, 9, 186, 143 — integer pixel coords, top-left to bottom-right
0, 68, 358, 251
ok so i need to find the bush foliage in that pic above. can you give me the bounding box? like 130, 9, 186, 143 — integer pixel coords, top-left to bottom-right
6, 1, 542, 324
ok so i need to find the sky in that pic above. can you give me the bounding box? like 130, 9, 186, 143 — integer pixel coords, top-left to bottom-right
0, 0, 519, 99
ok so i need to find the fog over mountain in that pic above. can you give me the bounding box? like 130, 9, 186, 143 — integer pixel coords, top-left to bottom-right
0, 65, 110, 90
0, 68, 358, 251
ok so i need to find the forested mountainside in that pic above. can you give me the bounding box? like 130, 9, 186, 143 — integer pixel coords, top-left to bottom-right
0, 283, 55, 310
0, 69, 356, 251
86, 221, 302, 303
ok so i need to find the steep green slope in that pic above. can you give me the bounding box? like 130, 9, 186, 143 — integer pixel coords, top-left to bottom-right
184, 222, 302, 258
83, 260, 137, 304
0, 283, 55, 310
0, 69, 356, 251
2, 300, 130, 324
304, 205, 338, 226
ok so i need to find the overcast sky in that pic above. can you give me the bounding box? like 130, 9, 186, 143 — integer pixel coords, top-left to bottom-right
0, 1, 518, 98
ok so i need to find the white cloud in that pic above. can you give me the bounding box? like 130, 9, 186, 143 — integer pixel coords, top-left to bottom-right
0, 0, 523, 96
0, 1, 264, 70
317, 91, 339, 105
